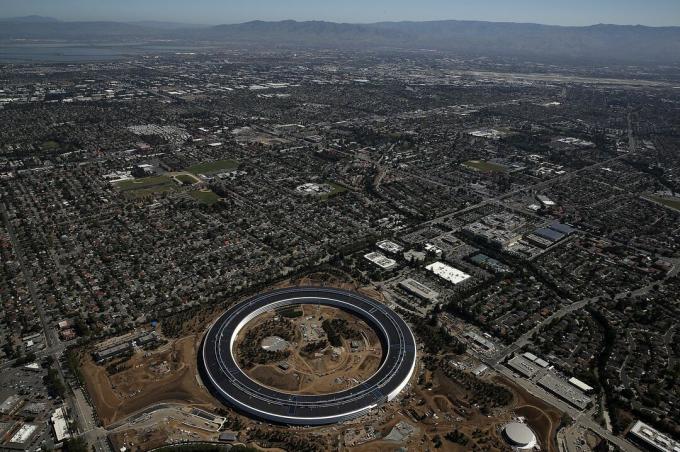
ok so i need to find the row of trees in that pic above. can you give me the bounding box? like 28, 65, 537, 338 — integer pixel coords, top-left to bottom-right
440, 360, 513, 414
321, 318, 362, 347
397, 308, 467, 355
301, 340, 328, 356
248, 428, 326, 452
238, 319, 294, 368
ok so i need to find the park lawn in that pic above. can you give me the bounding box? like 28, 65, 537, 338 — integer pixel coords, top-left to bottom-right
190, 190, 221, 205
185, 159, 238, 175
649, 195, 680, 211
463, 160, 508, 173
175, 174, 199, 185
115, 176, 175, 192
320, 182, 348, 200
41, 140, 60, 150
127, 185, 176, 199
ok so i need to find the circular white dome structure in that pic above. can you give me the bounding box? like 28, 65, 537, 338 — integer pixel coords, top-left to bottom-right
503, 422, 537, 450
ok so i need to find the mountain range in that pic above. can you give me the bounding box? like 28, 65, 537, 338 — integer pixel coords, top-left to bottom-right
1, 16, 679, 64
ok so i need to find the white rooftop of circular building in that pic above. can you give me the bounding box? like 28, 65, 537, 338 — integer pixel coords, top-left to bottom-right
502, 422, 537, 450
260, 336, 290, 352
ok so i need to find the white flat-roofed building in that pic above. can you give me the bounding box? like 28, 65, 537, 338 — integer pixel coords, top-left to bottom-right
426, 262, 471, 285
537, 195, 556, 207
377, 240, 404, 255
473, 364, 488, 376
535, 358, 550, 368
0, 395, 23, 415
51, 407, 71, 443
364, 252, 397, 270
9, 423, 37, 445
523, 352, 538, 361
569, 377, 594, 393
424, 243, 443, 256
628, 420, 680, 452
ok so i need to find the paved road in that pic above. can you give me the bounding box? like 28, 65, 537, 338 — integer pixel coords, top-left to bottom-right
476, 268, 679, 452
484, 357, 641, 451
2, 201, 91, 437
488, 297, 589, 365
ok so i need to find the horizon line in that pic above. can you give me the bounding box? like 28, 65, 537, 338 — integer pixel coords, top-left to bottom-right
2, 15, 679, 28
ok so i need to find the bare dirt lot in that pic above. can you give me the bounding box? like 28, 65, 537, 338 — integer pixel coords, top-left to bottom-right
349, 360, 565, 452
496, 375, 564, 452
81, 334, 216, 426
237, 304, 383, 395
83, 274, 373, 428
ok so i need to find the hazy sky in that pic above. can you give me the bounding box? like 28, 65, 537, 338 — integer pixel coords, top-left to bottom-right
3, 0, 679, 26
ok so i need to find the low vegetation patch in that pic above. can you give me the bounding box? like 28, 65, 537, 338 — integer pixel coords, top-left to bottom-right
463, 160, 507, 173
115, 176, 178, 199
238, 319, 294, 367
190, 190, 221, 205
649, 195, 680, 211
279, 308, 303, 318
115, 175, 175, 192
320, 182, 348, 200
321, 318, 362, 347
175, 174, 199, 185
441, 360, 512, 413
185, 159, 238, 175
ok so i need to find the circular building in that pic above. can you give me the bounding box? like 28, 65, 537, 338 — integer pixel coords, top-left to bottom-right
502, 422, 537, 450
199, 287, 417, 425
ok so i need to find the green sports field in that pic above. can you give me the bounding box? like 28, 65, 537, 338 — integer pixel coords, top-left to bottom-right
185, 159, 238, 175
463, 160, 508, 173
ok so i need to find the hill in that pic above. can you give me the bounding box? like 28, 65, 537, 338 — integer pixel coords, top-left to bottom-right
0, 17, 678, 64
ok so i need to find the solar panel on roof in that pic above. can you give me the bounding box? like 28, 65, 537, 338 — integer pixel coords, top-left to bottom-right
534, 227, 565, 242
549, 222, 576, 235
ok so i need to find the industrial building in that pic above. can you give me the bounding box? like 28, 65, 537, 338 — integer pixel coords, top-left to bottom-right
568, 377, 594, 393
463, 221, 522, 249
524, 233, 555, 249
0, 395, 23, 415
398, 278, 439, 302
537, 194, 556, 207
537, 374, 590, 410
376, 240, 404, 255
135, 331, 159, 347
464, 331, 496, 351
219, 432, 238, 442
534, 227, 566, 243
94, 342, 133, 363
364, 252, 397, 270
7, 424, 37, 448
549, 222, 576, 236
51, 406, 71, 443
523, 352, 549, 368
470, 253, 511, 274
425, 262, 471, 285
627, 420, 680, 452
94, 331, 159, 362
507, 355, 541, 378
